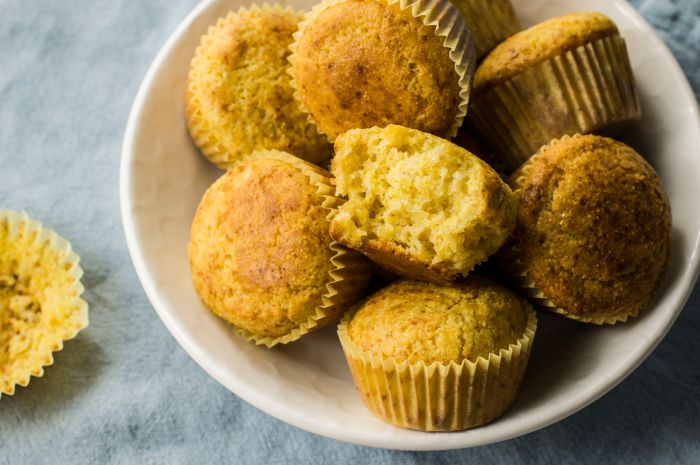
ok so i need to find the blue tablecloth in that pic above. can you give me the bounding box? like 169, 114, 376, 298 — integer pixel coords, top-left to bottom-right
1, 0, 699, 463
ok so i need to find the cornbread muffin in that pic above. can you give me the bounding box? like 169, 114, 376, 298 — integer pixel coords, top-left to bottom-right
289, 0, 474, 140
185, 6, 331, 169
475, 13, 618, 92
337, 278, 537, 431
503, 134, 672, 324
188, 152, 371, 346
348, 279, 529, 363
0, 210, 88, 397
450, 0, 520, 58
330, 125, 517, 284
469, 12, 641, 172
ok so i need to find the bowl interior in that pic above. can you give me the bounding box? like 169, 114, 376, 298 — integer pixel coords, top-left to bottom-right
121, 0, 700, 450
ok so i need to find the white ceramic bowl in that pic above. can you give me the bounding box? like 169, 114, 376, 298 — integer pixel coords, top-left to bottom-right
120, 0, 700, 450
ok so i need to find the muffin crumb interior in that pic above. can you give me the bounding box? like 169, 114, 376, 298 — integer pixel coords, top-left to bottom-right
332, 126, 514, 272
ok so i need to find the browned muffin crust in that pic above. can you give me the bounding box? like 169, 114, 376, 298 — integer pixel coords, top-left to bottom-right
293, 0, 461, 140
510, 135, 671, 320
347, 278, 531, 364
474, 12, 619, 94
188, 157, 336, 337
185, 7, 331, 168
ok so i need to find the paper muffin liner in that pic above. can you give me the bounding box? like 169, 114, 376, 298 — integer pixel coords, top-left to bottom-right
0, 210, 89, 398
185, 4, 327, 170
288, 0, 476, 141
469, 35, 641, 173
233, 150, 373, 348
451, 0, 520, 58
337, 309, 537, 431
499, 138, 639, 325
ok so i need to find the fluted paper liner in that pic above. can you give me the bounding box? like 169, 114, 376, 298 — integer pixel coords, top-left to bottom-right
233, 150, 372, 348
288, 0, 476, 140
338, 309, 537, 431
185, 4, 328, 170
499, 136, 640, 325
469, 35, 641, 173
0, 210, 89, 398
451, 0, 520, 58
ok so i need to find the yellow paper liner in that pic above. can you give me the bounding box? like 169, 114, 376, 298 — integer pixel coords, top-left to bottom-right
499, 136, 641, 325
337, 309, 537, 431
0, 210, 89, 398
469, 35, 641, 173
450, 0, 520, 58
185, 4, 329, 170
288, 0, 476, 141
232, 150, 373, 348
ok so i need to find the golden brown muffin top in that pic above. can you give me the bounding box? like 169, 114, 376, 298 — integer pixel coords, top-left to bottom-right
186, 7, 331, 168
474, 12, 619, 93
292, 0, 461, 140
188, 156, 336, 337
511, 134, 671, 320
348, 278, 530, 364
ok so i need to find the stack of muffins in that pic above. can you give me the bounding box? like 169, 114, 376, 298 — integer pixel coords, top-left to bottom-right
186, 0, 672, 432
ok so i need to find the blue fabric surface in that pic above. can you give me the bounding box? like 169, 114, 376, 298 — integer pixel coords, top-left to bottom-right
0, 0, 699, 463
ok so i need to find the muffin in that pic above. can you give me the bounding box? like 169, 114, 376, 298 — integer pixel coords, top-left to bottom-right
468, 12, 642, 172
329, 125, 517, 284
337, 278, 537, 431
289, 0, 475, 141
500, 134, 672, 324
0, 210, 88, 397
188, 151, 371, 347
185, 5, 331, 169
450, 0, 520, 58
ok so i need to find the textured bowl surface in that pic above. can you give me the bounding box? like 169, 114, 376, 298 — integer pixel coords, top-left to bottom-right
121, 0, 700, 450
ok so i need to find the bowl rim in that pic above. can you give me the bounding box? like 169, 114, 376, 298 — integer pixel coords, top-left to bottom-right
120, 0, 700, 450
